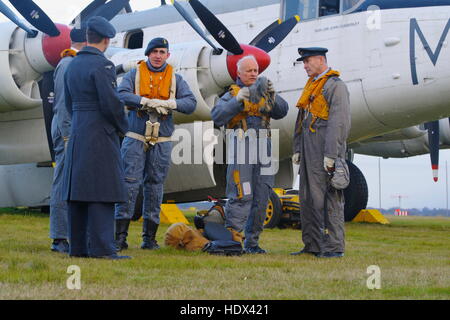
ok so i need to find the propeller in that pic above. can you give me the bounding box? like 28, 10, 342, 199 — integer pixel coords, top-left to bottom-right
8, 0, 60, 36
425, 120, 440, 182
172, 0, 300, 79
187, 0, 243, 55
249, 20, 281, 47
92, 0, 131, 21
171, 0, 222, 54
250, 15, 300, 53
0, 1, 37, 37
71, 0, 130, 26
71, 0, 107, 26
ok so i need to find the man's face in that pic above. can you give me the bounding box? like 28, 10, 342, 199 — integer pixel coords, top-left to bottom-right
237, 59, 259, 87
148, 48, 170, 68
303, 55, 327, 78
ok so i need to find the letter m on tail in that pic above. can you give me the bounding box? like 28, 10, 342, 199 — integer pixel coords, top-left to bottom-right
410, 18, 450, 85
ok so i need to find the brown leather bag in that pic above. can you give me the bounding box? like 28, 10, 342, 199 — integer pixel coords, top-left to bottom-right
164, 223, 210, 251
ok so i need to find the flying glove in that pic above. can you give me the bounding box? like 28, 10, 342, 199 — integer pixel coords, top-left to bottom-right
324, 156, 335, 173
235, 87, 250, 102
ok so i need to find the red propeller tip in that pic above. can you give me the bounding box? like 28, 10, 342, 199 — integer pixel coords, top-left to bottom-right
226, 44, 271, 81
432, 167, 439, 182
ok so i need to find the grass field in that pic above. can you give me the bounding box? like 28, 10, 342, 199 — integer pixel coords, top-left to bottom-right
0, 208, 449, 300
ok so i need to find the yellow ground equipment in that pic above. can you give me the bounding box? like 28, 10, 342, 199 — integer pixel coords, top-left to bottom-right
160, 203, 190, 225
352, 209, 390, 224
263, 188, 301, 229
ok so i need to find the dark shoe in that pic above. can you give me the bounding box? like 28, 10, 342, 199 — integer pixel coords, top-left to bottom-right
317, 252, 344, 258
92, 254, 132, 260
51, 239, 69, 253
115, 219, 130, 251
244, 246, 267, 254
141, 219, 160, 250
290, 248, 319, 256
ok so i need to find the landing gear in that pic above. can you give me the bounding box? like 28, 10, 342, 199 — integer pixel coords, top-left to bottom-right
262, 160, 368, 228
344, 160, 368, 221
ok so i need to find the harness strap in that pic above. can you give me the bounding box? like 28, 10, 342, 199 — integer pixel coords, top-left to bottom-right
125, 131, 172, 152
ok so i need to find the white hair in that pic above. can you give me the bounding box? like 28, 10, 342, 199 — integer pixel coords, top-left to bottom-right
237, 55, 258, 72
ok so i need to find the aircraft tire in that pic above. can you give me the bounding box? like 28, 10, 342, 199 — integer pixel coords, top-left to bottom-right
264, 189, 282, 229
344, 161, 368, 221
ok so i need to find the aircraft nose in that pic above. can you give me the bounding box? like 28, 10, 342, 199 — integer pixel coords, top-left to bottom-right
42, 24, 72, 68
226, 44, 271, 80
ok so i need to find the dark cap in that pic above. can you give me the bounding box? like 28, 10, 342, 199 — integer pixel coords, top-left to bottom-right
87, 16, 116, 39
145, 37, 169, 56
296, 47, 328, 61
70, 25, 86, 43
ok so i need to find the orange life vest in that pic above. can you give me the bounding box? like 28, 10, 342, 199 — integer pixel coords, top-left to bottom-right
227, 84, 270, 130
136, 61, 173, 100
296, 69, 340, 132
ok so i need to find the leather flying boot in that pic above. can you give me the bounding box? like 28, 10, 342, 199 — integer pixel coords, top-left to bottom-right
141, 219, 160, 250
115, 219, 130, 251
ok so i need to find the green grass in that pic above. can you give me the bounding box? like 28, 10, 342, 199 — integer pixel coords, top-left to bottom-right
0, 208, 449, 300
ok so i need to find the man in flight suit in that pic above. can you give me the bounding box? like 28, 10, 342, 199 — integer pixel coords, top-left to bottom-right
114, 37, 196, 251
291, 47, 351, 258
49, 26, 86, 253
63, 16, 129, 259
211, 55, 288, 254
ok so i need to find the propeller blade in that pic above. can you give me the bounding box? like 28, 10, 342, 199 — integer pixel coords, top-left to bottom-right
172, 0, 221, 54
93, 0, 131, 21
249, 19, 281, 47
71, 0, 106, 26
8, 0, 60, 36
425, 121, 440, 182
0, 1, 37, 36
188, 0, 243, 55
252, 15, 300, 53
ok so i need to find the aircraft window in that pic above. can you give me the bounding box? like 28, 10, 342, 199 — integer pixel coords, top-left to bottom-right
342, 0, 363, 12
124, 29, 143, 49
319, 0, 340, 16
281, 0, 318, 21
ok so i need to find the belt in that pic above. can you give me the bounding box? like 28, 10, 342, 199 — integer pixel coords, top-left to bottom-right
125, 131, 172, 151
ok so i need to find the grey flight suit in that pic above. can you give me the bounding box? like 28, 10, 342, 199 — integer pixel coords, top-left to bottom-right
212, 80, 288, 248
114, 61, 196, 223
49, 55, 73, 240
293, 73, 351, 254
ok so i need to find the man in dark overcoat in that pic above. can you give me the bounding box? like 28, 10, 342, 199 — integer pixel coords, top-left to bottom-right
62, 16, 129, 259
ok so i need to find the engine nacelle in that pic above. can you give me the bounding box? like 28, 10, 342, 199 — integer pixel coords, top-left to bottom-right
354, 118, 450, 158
0, 22, 70, 113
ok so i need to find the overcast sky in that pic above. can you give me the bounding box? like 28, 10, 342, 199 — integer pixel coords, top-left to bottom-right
1, 1, 449, 211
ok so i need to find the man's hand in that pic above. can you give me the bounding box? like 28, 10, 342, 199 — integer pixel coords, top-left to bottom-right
140, 98, 170, 115
292, 153, 300, 165
236, 87, 250, 102
324, 156, 335, 173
